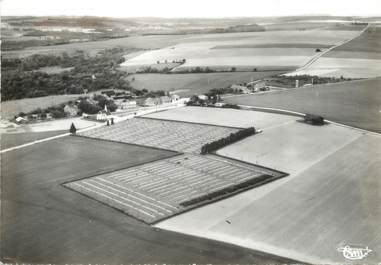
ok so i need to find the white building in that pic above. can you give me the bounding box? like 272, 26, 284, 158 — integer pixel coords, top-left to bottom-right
96, 111, 108, 121
116, 100, 137, 110
247, 80, 268, 92
198, 95, 208, 101
171, 94, 181, 102
231, 84, 251, 94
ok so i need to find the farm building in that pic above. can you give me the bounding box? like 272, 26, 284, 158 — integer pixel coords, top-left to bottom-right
96, 111, 108, 121
231, 84, 251, 94
15, 117, 26, 123
171, 94, 181, 102
247, 80, 268, 92
116, 100, 137, 110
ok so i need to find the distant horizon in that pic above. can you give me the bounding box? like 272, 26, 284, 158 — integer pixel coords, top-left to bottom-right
2, 14, 381, 19
2, 0, 380, 18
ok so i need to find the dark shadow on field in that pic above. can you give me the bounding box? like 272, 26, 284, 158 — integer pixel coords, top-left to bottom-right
296, 119, 329, 126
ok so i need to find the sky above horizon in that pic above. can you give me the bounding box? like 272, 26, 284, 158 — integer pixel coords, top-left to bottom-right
1, 0, 380, 18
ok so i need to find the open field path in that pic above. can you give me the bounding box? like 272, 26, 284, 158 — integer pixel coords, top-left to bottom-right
292, 24, 370, 73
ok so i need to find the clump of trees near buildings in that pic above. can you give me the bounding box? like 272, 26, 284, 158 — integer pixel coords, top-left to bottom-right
267, 74, 354, 88
1, 48, 131, 101
16, 94, 118, 122
201, 127, 256, 154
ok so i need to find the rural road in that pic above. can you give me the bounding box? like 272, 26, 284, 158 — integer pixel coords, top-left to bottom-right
293, 23, 370, 73
0, 104, 185, 154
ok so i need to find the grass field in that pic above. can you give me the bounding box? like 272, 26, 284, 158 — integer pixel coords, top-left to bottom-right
224, 78, 381, 133
126, 71, 284, 96
65, 154, 286, 223
1, 130, 66, 149
145, 107, 296, 129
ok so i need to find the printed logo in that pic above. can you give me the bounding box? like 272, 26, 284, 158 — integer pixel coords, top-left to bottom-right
337, 245, 372, 260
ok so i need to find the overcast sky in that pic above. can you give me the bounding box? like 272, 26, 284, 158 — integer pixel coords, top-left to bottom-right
1, 0, 380, 17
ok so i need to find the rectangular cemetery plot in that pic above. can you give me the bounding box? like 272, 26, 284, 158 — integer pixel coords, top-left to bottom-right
64, 154, 287, 224
78, 118, 240, 153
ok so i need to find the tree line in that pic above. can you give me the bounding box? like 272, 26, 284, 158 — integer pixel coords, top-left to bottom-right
201, 127, 256, 154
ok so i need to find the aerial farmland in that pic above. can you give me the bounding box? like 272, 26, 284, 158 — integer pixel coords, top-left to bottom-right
1, 12, 380, 265
121, 28, 361, 72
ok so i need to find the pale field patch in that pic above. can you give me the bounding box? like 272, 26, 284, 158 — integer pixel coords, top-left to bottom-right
216, 121, 362, 175
288, 57, 381, 78
145, 106, 296, 129
155, 117, 380, 263
206, 134, 381, 264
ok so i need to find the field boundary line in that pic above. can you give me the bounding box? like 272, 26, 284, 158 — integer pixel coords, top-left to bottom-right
138, 115, 245, 130
61, 139, 181, 184
0, 132, 70, 154
0, 121, 105, 154
238, 105, 305, 117
324, 119, 381, 137
209, 153, 289, 177
237, 105, 381, 136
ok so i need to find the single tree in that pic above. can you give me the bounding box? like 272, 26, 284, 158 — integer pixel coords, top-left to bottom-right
69, 122, 77, 134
